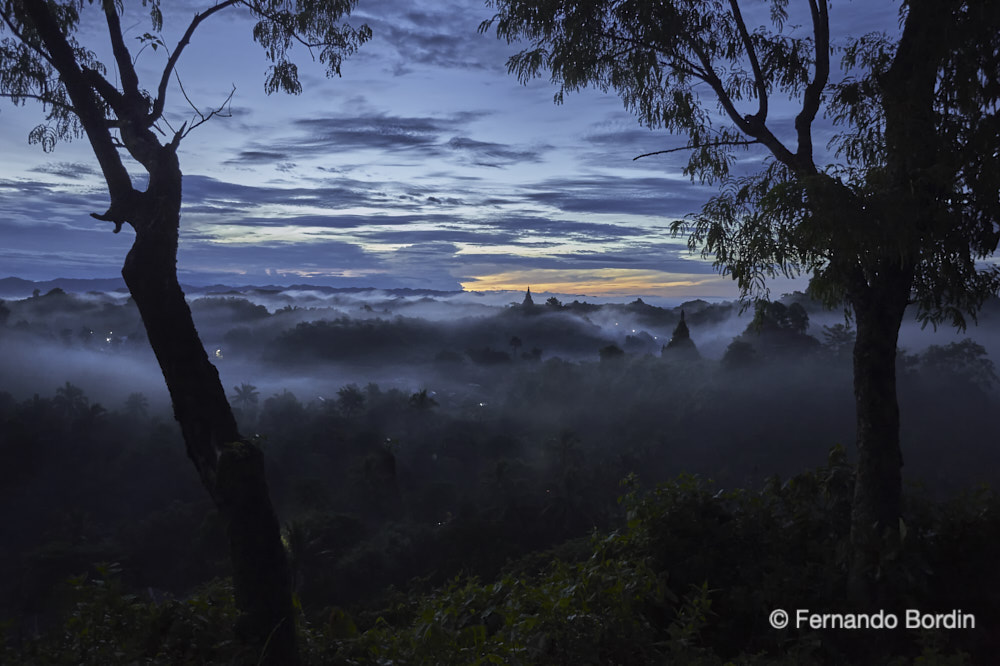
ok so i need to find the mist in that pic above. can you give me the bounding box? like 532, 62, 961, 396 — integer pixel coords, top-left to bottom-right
1, 280, 998, 491
3, 277, 1000, 654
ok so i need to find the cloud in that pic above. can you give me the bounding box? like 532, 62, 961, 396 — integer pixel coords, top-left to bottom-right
30, 162, 101, 180
444, 136, 545, 167
459, 267, 741, 299
224, 111, 543, 174
354, 0, 510, 73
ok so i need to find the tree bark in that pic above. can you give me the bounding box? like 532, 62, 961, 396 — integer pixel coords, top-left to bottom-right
844, 0, 954, 606
846, 264, 912, 605
121, 151, 298, 665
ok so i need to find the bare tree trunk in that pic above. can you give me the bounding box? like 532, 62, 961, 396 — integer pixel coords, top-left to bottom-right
10, 3, 299, 661
847, 266, 911, 605
121, 154, 298, 665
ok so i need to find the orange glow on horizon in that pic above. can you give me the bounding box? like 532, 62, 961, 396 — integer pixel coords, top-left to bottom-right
460, 268, 740, 299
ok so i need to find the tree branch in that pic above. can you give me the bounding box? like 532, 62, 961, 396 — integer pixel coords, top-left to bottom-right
794, 0, 829, 172
686, 34, 798, 170
633, 138, 761, 160
18, 0, 134, 223
0, 91, 75, 114
102, 1, 140, 96
728, 0, 768, 122
81, 65, 125, 111
147, 0, 241, 127
598, 29, 705, 80
175, 71, 235, 142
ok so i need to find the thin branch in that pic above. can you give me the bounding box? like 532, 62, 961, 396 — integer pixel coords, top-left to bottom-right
147, 0, 241, 127
728, 0, 768, 122
794, 0, 829, 172
633, 138, 761, 160
598, 29, 706, 80
685, 34, 797, 169
241, 1, 331, 52
102, 1, 140, 96
0, 91, 76, 114
173, 72, 235, 143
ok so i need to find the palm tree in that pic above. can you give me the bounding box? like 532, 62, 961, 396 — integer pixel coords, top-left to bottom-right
232, 383, 260, 421
53, 382, 87, 420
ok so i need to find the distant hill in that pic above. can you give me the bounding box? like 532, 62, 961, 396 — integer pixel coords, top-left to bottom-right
0, 276, 128, 299
0, 276, 464, 301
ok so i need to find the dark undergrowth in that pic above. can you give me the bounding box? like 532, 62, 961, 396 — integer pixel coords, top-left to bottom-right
5, 447, 998, 665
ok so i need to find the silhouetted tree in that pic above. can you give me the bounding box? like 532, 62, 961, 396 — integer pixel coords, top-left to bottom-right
744, 301, 820, 356
409, 389, 438, 411
0, 2, 370, 661
919, 339, 998, 392
124, 392, 149, 419
509, 335, 523, 357
599, 344, 624, 362
53, 381, 87, 420
337, 384, 366, 416
232, 382, 261, 423
822, 323, 856, 360
722, 340, 757, 371
482, 0, 1000, 601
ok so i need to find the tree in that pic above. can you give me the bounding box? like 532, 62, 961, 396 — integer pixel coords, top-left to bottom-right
598, 343, 624, 361
123, 391, 149, 419
336, 383, 366, 415
822, 322, 856, 360
509, 334, 523, 357
53, 380, 88, 420
232, 382, 261, 420
0, 2, 370, 662
409, 388, 439, 411
482, 0, 1000, 602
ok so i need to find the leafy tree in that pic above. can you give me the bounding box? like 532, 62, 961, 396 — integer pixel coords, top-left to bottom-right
821, 322, 856, 359
409, 388, 439, 411
0, 1, 370, 662
918, 339, 998, 392
53, 381, 88, 420
509, 334, 523, 356
482, 0, 1000, 601
599, 343, 624, 361
336, 383, 366, 415
721, 339, 757, 371
123, 392, 149, 419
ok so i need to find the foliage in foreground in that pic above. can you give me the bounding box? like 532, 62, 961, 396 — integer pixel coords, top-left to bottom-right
5, 449, 997, 665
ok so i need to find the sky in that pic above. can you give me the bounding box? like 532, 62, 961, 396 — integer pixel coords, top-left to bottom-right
0, 0, 902, 303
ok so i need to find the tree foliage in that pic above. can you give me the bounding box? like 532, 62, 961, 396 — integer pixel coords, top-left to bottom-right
0, 0, 370, 156
481, 0, 1000, 326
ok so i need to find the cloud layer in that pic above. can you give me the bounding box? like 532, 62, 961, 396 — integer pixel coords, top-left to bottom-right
1, 0, 894, 299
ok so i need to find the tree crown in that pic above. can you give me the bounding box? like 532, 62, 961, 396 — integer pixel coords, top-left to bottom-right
482, 0, 1000, 329
0, 0, 370, 151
